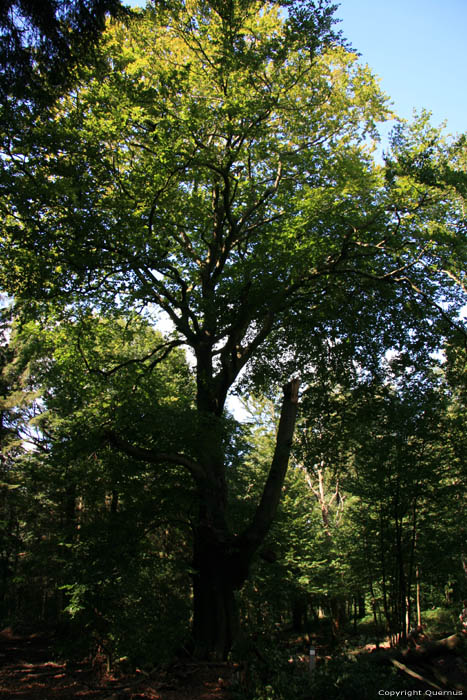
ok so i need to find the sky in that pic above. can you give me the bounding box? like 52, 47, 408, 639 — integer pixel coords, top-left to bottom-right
335, 0, 467, 138
125, 0, 466, 140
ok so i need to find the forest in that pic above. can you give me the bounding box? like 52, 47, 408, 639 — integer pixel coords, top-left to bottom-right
0, 0, 466, 698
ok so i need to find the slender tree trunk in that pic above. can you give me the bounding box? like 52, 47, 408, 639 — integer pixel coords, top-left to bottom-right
369, 580, 380, 648
461, 553, 467, 584
358, 592, 365, 618
406, 497, 418, 636
379, 507, 391, 632
416, 567, 421, 627
330, 596, 346, 639
394, 498, 407, 643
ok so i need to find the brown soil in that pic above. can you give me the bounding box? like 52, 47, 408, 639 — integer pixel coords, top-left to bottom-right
0, 629, 233, 700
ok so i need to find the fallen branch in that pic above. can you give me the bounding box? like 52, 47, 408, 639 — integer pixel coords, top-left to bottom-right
391, 659, 443, 690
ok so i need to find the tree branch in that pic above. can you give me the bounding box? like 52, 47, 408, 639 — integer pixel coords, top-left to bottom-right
237, 378, 300, 554
105, 430, 206, 481
76, 335, 183, 378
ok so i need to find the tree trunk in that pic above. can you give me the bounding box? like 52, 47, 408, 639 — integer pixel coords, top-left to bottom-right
379, 508, 391, 632
358, 592, 365, 619
403, 633, 465, 660
191, 379, 300, 659
292, 594, 308, 632
416, 567, 421, 627
191, 465, 237, 659
192, 535, 242, 659
330, 596, 346, 639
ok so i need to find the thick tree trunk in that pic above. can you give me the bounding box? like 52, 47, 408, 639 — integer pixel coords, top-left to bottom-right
191, 379, 300, 659
192, 532, 246, 659
192, 578, 238, 660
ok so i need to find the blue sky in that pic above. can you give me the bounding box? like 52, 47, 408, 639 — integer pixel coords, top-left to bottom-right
125, 0, 466, 139
336, 0, 466, 137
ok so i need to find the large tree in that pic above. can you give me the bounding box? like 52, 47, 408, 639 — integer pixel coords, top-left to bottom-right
1, 0, 466, 658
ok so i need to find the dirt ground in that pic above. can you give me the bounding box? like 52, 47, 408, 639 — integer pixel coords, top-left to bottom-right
0, 628, 233, 700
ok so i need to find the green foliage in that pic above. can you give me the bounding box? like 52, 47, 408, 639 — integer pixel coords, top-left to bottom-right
232, 343, 466, 647
7, 312, 195, 451
0, 0, 129, 108
58, 520, 193, 664
0, 310, 197, 661
422, 607, 459, 639
231, 636, 312, 700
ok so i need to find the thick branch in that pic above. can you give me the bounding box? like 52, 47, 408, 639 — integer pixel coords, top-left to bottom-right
105, 430, 206, 481
132, 267, 198, 341
237, 378, 300, 554
213, 308, 276, 412
77, 336, 182, 378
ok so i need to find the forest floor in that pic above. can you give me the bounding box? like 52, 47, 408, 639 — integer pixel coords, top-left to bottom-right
1, 626, 466, 699
0, 628, 232, 700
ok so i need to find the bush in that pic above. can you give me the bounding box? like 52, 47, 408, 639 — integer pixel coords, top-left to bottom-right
421, 606, 458, 638
230, 640, 415, 700
308, 655, 413, 700
230, 636, 312, 700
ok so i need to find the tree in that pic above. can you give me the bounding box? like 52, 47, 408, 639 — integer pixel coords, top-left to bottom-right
0, 307, 24, 618
1, 0, 466, 658
444, 340, 467, 595
295, 349, 467, 642
0, 312, 197, 659
0, 0, 128, 106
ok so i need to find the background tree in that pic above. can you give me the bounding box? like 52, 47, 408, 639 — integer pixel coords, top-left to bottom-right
0, 0, 129, 107
293, 347, 467, 643
444, 339, 467, 592
0, 312, 197, 661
